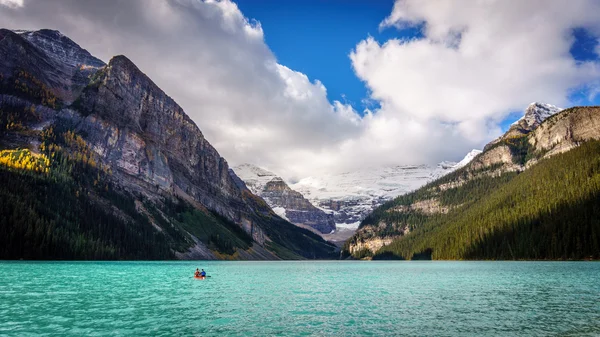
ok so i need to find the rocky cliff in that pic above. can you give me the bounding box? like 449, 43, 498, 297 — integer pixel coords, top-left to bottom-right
529, 106, 600, 156
233, 164, 335, 234
74, 55, 248, 221
0, 28, 337, 260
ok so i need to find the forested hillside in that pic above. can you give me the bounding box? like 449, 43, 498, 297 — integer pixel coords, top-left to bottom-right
0, 104, 336, 260
345, 106, 600, 260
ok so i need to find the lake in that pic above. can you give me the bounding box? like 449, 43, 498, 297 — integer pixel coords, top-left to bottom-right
0, 261, 599, 336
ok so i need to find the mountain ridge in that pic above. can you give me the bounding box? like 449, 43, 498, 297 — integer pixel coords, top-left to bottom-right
345, 105, 600, 260
0, 28, 337, 260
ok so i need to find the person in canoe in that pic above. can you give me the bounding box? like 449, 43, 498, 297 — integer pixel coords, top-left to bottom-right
194, 268, 201, 278
200, 269, 206, 277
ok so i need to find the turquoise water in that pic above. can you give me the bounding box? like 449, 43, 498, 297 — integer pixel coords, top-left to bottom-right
1, 261, 599, 336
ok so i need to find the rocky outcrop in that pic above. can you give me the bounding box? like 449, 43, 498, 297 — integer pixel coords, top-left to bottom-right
390, 198, 450, 215
347, 220, 409, 256
348, 236, 398, 255
469, 145, 521, 172
529, 106, 600, 156
262, 177, 336, 234
0, 29, 104, 104
16, 29, 105, 70
233, 164, 335, 234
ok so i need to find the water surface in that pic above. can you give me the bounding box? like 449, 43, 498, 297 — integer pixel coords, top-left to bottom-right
1, 261, 599, 336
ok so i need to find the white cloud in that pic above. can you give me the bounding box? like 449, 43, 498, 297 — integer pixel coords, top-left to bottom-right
0, 0, 23, 8
0, 0, 362, 179
352, 0, 600, 159
1, 0, 599, 180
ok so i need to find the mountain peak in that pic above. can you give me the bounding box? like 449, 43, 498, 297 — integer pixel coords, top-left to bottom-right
453, 149, 482, 169
234, 163, 276, 178
15, 28, 105, 69
514, 102, 562, 130
483, 102, 564, 151
232, 164, 278, 194
108, 54, 137, 70
0, 27, 338, 260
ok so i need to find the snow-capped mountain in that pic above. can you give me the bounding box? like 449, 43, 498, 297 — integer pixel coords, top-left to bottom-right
291, 162, 462, 229
232, 163, 278, 195
487, 102, 563, 151
233, 164, 336, 234
238, 102, 560, 233
453, 149, 483, 169
512, 102, 562, 130
236, 150, 482, 232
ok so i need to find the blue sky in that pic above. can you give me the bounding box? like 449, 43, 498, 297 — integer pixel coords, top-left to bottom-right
235, 0, 400, 109
237, 0, 599, 132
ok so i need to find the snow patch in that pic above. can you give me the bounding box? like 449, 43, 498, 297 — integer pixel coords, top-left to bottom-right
232, 163, 278, 194
291, 163, 455, 227
512, 102, 562, 128
335, 221, 362, 229
272, 206, 288, 221
452, 149, 482, 169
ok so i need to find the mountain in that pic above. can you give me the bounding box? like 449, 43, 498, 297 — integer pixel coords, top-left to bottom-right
514, 102, 562, 130
344, 105, 600, 260
234, 158, 478, 245
0, 28, 337, 260
5, 29, 105, 104
232, 164, 335, 234
453, 149, 482, 169
16, 29, 105, 70
485, 102, 562, 151
290, 162, 462, 229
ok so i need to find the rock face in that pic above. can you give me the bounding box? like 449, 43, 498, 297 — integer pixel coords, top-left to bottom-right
469, 145, 520, 172
348, 236, 398, 256
0, 29, 105, 104
233, 164, 335, 234
74, 55, 247, 221
0, 28, 337, 260
16, 29, 105, 70
529, 106, 600, 155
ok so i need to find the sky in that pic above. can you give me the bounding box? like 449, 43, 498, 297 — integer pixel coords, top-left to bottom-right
235, 0, 401, 110
0, 0, 599, 180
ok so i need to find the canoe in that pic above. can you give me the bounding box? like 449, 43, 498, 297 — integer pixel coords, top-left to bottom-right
194, 275, 206, 280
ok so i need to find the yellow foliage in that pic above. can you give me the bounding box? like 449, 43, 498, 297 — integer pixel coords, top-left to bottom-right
0, 149, 50, 173
14, 70, 59, 109
40, 126, 108, 174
